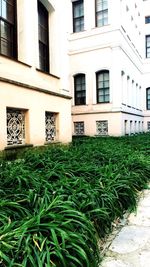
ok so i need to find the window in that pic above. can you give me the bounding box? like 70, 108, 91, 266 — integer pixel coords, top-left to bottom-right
145, 16, 150, 24
0, 0, 17, 58
146, 35, 150, 58
95, 0, 108, 27
147, 121, 150, 131
146, 88, 150, 110
7, 108, 25, 145
45, 112, 57, 142
96, 120, 108, 135
38, 1, 49, 72
74, 121, 84, 135
73, 0, 84, 32
74, 74, 86, 105
96, 70, 109, 103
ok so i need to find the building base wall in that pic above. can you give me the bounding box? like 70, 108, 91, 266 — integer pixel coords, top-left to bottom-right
0, 81, 72, 151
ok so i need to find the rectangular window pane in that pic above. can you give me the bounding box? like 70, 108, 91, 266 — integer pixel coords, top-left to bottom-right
73, 0, 84, 32
1, 0, 14, 23
96, 0, 108, 27
145, 16, 150, 24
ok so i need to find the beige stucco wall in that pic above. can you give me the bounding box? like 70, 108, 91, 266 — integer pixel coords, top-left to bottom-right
0, 81, 72, 150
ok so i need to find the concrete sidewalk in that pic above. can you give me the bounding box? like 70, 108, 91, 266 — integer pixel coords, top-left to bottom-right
100, 188, 150, 267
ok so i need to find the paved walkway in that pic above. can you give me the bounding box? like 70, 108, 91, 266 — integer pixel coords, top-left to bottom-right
100, 187, 150, 267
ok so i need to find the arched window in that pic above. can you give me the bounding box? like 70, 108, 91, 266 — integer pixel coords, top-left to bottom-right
74, 74, 86, 105
96, 70, 109, 103
0, 0, 17, 58
38, 1, 49, 72
146, 88, 150, 110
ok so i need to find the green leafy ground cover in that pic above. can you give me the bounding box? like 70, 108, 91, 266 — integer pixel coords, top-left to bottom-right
0, 134, 150, 266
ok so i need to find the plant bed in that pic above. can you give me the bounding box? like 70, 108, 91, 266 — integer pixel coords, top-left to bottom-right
0, 134, 150, 266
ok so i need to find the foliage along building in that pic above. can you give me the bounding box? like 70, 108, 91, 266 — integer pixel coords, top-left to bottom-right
1, 0, 150, 151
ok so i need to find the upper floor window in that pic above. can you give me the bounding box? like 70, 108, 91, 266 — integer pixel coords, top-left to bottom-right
72, 0, 84, 33
146, 88, 150, 110
38, 1, 49, 72
0, 0, 17, 58
96, 70, 109, 103
95, 0, 108, 27
146, 35, 150, 58
74, 74, 86, 105
145, 16, 150, 24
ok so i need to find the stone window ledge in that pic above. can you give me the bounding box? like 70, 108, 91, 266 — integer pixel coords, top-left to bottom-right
4, 144, 33, 150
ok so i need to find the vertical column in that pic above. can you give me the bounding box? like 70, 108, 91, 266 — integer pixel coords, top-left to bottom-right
138, 86, 141, 110
85, 0, 95, 30
136, 83, 138, 109
131, 80, 134, 107
127, 75, 130, 105
0, 105, 7, 150
121, 71, 125, 104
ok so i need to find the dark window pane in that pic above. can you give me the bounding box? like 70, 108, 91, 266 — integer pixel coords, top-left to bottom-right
97, 71, 110, 103
74, 74, 86, 105
1, 0, 14, 23
0, 0, 17, 58
38, 1, 49, 72
73, 0, 84, 33
96, 0, 108, 27
145, 16, 150, 24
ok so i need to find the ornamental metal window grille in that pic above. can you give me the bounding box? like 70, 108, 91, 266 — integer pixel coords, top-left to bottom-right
147, 121, 150, 131
45, 112, 56, 142
96, 120, 108, 135
73, 0, 84, 33
96, 0, 108, 27
74, 121, 84, 135
7, 109, 25, 145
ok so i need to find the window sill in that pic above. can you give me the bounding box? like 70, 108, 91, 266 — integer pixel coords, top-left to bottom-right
44, 141, 61, 145
4, 144, 33, 150
36, 68, 60, 79
0, 53, 31, 68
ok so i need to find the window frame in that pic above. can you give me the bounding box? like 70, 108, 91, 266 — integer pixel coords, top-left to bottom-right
0, 0, 17, 59
38, 1, 49, 73
74, 73, 86, 105
146, 35, 150, 58
96, 70, 110, 103
95, 0, 108, 27
72, 0, 84, 33
146, 88, 150, 110
145, 16, 150, 24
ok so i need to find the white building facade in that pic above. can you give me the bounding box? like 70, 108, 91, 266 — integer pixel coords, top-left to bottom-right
1, 0, 150, 151
69, 0, 150, 136
0, 0, 72, 151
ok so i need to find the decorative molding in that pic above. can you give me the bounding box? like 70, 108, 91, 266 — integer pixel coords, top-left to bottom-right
0, 77, 72, 100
